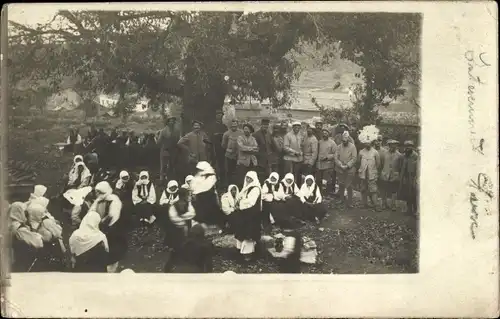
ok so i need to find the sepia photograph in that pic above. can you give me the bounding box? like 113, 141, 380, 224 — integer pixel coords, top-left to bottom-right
4, 7, 421, 275
1, 2, 498, 318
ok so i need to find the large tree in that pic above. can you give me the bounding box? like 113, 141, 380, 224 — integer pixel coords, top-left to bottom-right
8, 11, 420, 128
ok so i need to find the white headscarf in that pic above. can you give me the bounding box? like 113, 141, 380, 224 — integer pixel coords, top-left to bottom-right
26, 203, 62, 241
267, 172, 280, 185
221, 184, 239, 216
69, 211, 108, 257
196, 161, 215, 175
95, 181, 113, 201
33, 185, 47, 197
282, 173, 295, 187
63, 186, 93, 207
136, 171, 150, 186
167, 180, 179, 194
191, 162, 217, 195
238, 171, 261, 198
73, 155, 84, 165
27, 184, 49, 206
299, 175, 317, 199
115, 171, 130, 190
185, 175, 194, 184
68, 161, 91, 186
165, 180, 180, 203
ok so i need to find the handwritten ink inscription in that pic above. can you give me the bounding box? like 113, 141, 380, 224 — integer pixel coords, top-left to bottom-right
465, 50, 490, 155
468, 173, 494, 239
465, 50, 493, 240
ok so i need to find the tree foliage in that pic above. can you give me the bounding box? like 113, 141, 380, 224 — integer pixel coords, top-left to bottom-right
8, 11, 420, 126
305, 12, 421, 124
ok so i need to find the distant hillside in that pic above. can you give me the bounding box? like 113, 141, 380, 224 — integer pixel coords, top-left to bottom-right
292, 43, 419, 113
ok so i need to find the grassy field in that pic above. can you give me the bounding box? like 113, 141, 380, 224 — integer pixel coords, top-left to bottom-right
7, 113, 418, 274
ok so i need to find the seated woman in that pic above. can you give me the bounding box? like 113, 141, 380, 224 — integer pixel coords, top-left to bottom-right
261, 172, 280, 232
164, 224, 213, 273
69, 211, 109, 273
8, 202, 44, 272
230, 171, 262, 262
298, 175, 327, 224
220, 184, 239, 233
221, 184, 239, 216
26, 202, 66, 271
132, 171, 157, 224
160, 187, 196, 253
26, 185, 56, 220
114, 170, 135, 227
191, 161, 226, 229
271, 173, 303, 229
159, 180, 180, 206
90, 181, 127, 273
63, 186, 94, 229
67, 155, 92, 190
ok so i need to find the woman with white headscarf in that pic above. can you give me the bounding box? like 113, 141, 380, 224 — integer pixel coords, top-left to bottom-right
181, 175, 194, 201
63, 186, 94, 229
220, 184, 239, 216
261, 172, 280, 231
272, 173, 302, 229
23, 201, 67, 271
298, 175, 327, 224
90, 181, 126, 273
25, 184, 56, 220
220, 184, 239, 233
190, 161, 226, 228
69, 211, 109, 272
160, 187, 197, 253
114, 170, 135, 229
26, 185, 48, 205
159, 180, 180, 206
182, 175, 194, 190
230, 171, 262, 262
8, 202, 44, 272
131, 171, 157, 224
67, 155, 92, 190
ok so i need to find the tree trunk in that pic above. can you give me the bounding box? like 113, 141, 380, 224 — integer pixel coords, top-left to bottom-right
181, 54, 227, 135
182, 87, 226, 136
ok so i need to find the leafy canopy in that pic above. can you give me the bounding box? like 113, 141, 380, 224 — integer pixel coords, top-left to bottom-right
9, 11, 420, 123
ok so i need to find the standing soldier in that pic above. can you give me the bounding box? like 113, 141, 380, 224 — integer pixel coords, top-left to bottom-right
358, 139, 381, 211
379, 140, 402, 211
236, 123, 259, 188
399, 140, 419, 214
157, 116, 181, 182
270, 124, 285, 177
206, 110, 228, 186
253, 118, 274, 183
221, 120, 243, 187
313, 120, 323, 141
177, 120, 212, 178
335, 131, 357, 207
316, 128, 337, 194
283, 121, 304, 185
302, 124, 319, 180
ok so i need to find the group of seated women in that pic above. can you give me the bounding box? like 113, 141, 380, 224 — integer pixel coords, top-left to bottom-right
8, 154, 326, 273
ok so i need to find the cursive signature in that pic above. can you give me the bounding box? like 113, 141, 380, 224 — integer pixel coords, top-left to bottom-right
468, 173, 494, 239
465, 50, 490, 155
